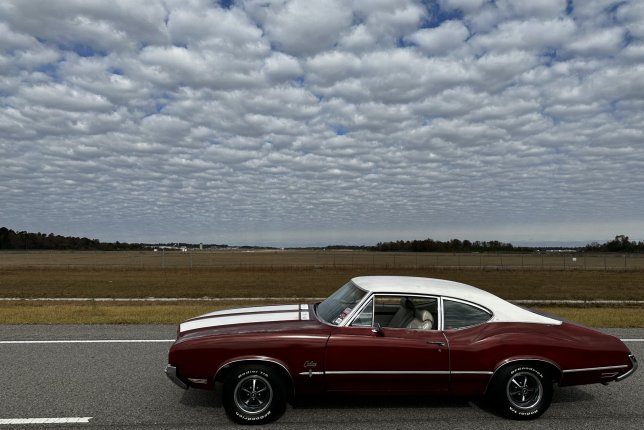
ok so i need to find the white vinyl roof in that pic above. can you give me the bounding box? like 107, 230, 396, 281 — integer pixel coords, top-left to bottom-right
351, 276, 561, 325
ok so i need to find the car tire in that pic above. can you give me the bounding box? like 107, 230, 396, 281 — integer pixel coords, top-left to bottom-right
490, 364, 553, 420
222, 365, 286, 425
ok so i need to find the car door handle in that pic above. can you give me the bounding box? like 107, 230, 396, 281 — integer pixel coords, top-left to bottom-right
427, 341, 445, 347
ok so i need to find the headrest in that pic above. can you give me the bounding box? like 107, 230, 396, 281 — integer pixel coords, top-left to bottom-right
401, 297, 415, 309
416, 309, 433, 323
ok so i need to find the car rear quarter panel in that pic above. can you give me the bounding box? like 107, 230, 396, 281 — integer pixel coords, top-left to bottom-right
446, 322, 633, 394
168, 320, 331, 395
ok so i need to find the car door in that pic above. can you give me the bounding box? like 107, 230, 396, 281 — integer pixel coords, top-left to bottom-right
324, 295, 450, 393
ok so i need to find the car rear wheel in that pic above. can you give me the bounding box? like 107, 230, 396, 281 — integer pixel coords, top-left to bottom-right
490, 364, 553, 420
222, 365, 286, 425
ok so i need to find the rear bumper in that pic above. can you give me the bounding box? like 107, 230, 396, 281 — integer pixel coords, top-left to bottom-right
165, 364, 188, 389
616, 354, 638, 382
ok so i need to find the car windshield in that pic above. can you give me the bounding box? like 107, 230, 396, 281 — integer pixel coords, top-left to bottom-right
316, 281, 367, 325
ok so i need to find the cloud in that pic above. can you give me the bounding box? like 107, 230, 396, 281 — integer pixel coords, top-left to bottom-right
1, 0, 644, 246
407, 20, 470, 56
246, 0, 354, 56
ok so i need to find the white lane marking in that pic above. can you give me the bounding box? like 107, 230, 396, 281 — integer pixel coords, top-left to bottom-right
622, 339, 644, 342
0, 417, 92, 425
0, 340, 173, 344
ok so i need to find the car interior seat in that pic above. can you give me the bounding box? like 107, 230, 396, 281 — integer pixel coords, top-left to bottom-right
406, 309, 434, 330
387, 297, 415, 328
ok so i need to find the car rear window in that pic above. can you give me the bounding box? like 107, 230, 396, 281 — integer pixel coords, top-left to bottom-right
443, 299, 491, 329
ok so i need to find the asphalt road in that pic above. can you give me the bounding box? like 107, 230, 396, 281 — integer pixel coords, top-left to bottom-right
0, 325, 642, 429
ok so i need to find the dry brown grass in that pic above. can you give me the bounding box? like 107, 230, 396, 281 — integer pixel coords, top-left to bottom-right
0, 301, 641, 327
536, 306, 644, 328
0, 301, 225, 324
1, 266, 643, 300
2, 250, 644, 270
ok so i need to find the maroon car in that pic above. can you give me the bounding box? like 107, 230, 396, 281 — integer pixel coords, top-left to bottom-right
165, 276, 637, 424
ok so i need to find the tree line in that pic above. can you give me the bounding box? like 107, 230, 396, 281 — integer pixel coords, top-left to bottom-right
372, 238, 519, 252
375, 235, 644, 253
0, 227, 143, 251
2, 226, 642, 253
584, 235, 644, 253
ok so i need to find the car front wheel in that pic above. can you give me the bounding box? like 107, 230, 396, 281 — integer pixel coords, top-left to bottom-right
222, 365, 286, 425
490, 364, 553, 420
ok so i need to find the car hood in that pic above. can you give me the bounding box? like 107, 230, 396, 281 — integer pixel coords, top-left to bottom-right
179, 304, 312, 334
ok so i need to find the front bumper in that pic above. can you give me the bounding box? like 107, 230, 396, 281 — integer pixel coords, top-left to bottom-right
616, 354, 638, 382
165, 364, 188, 389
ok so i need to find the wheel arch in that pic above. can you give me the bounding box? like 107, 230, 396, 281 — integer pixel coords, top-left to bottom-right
485, 358, 562, 394
215, 357, 295, 397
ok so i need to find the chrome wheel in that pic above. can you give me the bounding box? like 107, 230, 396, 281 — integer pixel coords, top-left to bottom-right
506, 371, 543, 410
233, 374, 274, 415
223, 365, 286, 424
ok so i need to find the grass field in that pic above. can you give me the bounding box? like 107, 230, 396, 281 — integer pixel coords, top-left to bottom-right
2, 266, 643, 300
0, 301, 641, 327
2, 249, 644, 270
1, 250, 643, 326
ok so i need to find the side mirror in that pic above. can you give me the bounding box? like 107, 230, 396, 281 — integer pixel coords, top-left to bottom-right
372, 323, 384, 336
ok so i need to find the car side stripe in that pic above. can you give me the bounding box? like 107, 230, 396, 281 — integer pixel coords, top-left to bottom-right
180, 311, 300, 332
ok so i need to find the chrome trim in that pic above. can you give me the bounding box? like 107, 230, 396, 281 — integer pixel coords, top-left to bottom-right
345, 296, 374, 327
215, 357, 294, 385
187, 378, 208, 384
302, 370, 491, 376
344, 293, 442, 329
562, 364, 628, 374
485, 358, 562, 394
495, 358, 561, 374
165, 364, 188, 389
325, 370, 450, 375
616, 354, 638, 382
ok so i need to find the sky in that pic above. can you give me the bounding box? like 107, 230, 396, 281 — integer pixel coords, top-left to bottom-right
1, 0, 644, 247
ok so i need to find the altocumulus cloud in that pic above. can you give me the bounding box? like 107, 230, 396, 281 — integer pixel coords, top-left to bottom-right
1, 0, 644, 246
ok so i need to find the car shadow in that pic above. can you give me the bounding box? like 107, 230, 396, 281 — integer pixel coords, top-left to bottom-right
176, 385, 595, 416
291, 394, 474, 411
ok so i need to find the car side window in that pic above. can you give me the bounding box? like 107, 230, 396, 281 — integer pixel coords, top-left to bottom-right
352, 295, 438, 330
350, 298, 373, 327
443, 299, 491, 330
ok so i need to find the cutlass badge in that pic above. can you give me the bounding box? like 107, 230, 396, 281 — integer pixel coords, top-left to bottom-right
304, 361, 318, 378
